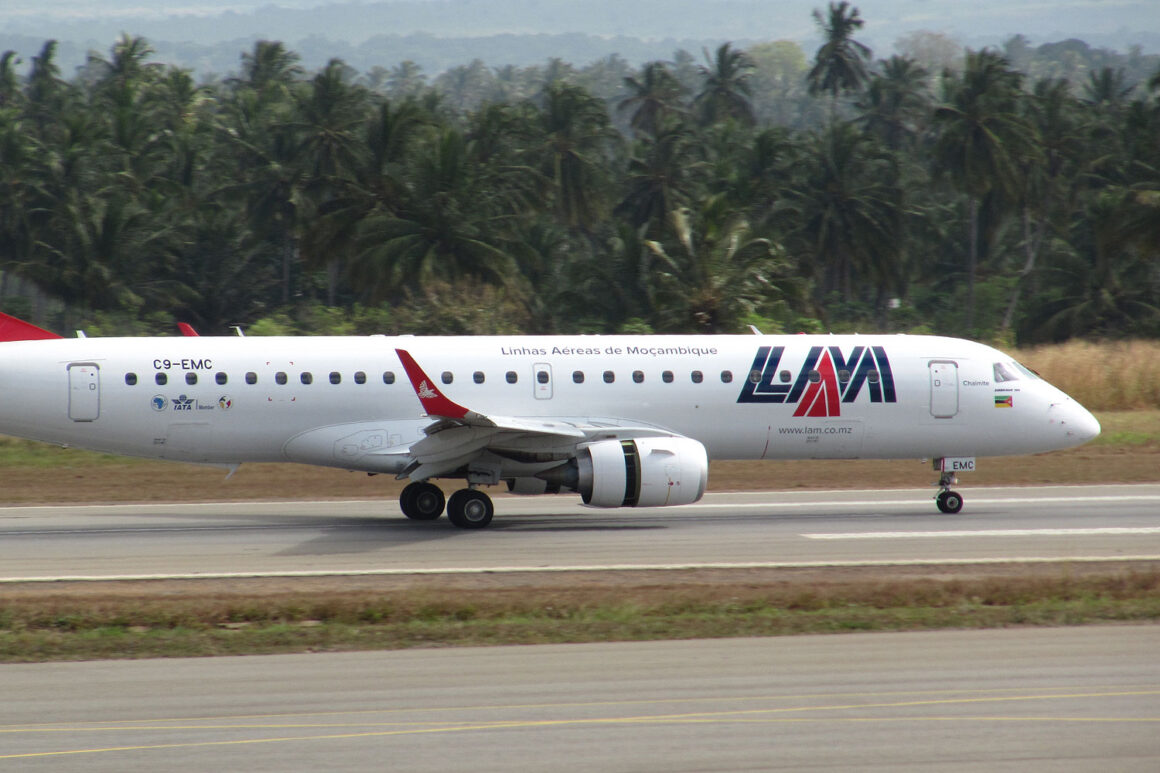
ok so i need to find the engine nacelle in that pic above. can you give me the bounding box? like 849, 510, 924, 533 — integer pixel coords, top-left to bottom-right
577, 437, 708, 508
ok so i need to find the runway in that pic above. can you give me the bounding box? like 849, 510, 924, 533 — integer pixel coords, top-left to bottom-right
2, 626, 1158, 771
2, 484, 1159, 580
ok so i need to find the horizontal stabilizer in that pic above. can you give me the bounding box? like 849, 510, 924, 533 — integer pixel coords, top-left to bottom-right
0, 311, 62, 342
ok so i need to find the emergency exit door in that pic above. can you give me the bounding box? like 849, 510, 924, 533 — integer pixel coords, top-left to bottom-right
68, 363, 100, 421
929, 360, 958, 418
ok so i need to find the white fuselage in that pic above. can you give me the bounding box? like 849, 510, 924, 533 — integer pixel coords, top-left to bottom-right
0, 334, 1099, 477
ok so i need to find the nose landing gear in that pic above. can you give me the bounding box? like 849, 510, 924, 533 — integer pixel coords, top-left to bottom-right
933, 457, 970, 514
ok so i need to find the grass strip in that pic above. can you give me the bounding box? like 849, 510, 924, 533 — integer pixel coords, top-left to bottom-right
3, 569, 1158, 662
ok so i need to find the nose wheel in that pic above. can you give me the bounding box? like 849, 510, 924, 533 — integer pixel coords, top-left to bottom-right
936, 489, 964, 514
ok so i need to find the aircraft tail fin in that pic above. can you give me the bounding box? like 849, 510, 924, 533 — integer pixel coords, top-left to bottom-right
0, 311, 63, 342
395, 348, 470, 420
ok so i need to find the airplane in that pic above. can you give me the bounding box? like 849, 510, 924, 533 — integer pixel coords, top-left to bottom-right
0, 311, 1100, 528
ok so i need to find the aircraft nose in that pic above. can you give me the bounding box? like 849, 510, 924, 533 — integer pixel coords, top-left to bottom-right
1050, 400, 1101, 445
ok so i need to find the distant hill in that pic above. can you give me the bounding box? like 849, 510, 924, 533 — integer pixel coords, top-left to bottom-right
2, 0, 1158, 77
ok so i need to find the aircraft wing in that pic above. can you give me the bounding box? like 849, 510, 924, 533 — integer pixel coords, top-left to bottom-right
394, 348, 683, 480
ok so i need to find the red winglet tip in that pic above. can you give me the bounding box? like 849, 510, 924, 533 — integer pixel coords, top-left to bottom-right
177, 322, 199, 337
0, 311, 63, 342
395, 349, 470, 419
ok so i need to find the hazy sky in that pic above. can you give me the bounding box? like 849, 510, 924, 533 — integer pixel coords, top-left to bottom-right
2, 0, 1158, 73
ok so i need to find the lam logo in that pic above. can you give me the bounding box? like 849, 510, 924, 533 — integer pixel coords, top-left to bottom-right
417, 380, 438, 400
738, 346, 897, 417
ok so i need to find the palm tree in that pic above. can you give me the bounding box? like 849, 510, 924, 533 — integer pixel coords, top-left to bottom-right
781, 122, 903, 317
932, 49, 1038, 330
530, 82, 620, 232
618, 62, 687, 138
646, 200, 789, 333
856, 56, 930, 150
1000, 77, 1084, 332
807, 1, 873, 117
1083, 67, 1134, 110
387, 60, 426, 99
1025, 192, 1160, 340
236, 41, 303, 101
693, 43, 756, 126
0, 51, 21, 109
615, 116, 702, 237
347, 129, 519, 300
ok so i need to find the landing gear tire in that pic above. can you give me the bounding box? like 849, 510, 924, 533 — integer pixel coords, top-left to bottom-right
447, 489, 494, 529
936, 490, 964, 514
400, 481, 445, 521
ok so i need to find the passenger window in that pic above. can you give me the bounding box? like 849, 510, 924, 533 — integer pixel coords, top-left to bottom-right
300, 372, 313, 385
603, 370, 615, 383
329, 371, 341, 384
807, 369, 820, 383
779, 370, 791, 383
216, 372, 228, 385
125, 373, 137, 386
186, 372, 197, 385
156, 373, 167, 385
749, 369, 761, 384
275, 372, 288, 385
633, 370, 644, 383
506, 371, 518, 384
441, 371, 453, 385
573, 370, 585, 384
474, 371, 485, 384
354, 371, 366, 384
662, 371, 674, 383
868, 370, 880, 384
838, 369, 851, 383
383, 371, 395, 384
245, 372, 258, 385
691, 370, 703, 384
994, 362, 1018, 383
720, 370, 733, 384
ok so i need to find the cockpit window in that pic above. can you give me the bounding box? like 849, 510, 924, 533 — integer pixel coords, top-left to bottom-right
1013, 361, 1040, 379
993, 362, 1018, 383
994, 361, 1040, 383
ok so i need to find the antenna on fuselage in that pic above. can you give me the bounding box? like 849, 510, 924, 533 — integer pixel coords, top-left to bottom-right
748, 325, 763, 335
232, 326, 245, 337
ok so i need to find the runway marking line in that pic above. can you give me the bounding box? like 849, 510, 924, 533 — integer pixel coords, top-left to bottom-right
6, 554, 1160, 584
4, 689, 1159, 759
7, 683, 1152, 731
804, 527, 1160, 540
8, 683, 1155, 732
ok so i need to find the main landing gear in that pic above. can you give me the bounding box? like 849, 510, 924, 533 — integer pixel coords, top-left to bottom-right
398, 481, 493, 529
933, 457, 968, 514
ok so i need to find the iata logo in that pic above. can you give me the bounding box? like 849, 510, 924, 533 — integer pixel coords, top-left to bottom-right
738, 345, 897, 417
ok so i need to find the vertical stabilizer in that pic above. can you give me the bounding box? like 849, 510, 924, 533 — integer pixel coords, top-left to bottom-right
0, 312, 62, 342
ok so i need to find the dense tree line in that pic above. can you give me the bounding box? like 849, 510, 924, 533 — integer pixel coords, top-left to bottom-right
1, 3, 1158, 343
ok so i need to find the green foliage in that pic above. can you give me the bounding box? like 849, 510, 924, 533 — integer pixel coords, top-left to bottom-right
0, 16, 1156, 343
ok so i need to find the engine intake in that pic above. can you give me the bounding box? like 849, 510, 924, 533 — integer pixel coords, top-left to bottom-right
576, 437, 708, 508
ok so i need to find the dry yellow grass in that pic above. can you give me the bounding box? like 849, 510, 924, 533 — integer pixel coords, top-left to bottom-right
1016, 340, 1160, 411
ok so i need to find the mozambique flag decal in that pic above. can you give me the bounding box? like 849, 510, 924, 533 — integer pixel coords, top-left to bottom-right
994, 395, 1014, 408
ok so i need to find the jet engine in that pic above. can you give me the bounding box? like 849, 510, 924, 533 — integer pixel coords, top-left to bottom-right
576, 437, 708, 508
